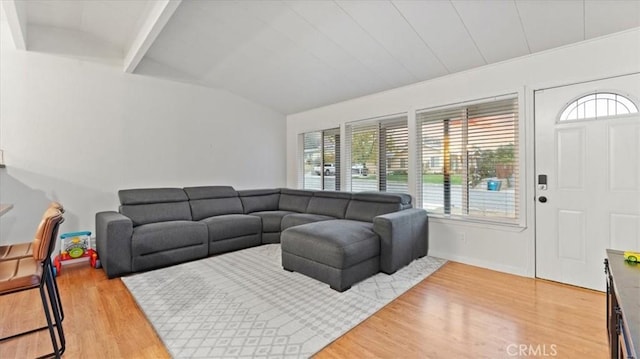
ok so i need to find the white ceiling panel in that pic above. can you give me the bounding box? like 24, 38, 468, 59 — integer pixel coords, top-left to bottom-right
285, 0, 416, 88
250, 27, 298, 56
336, 0, 448, 80
200, 44, 273, 88
229, 66, 342, 114
585, 0, 640, 39
143, 13, 223, 78
237, 1, 385, 95
393, 0, 486, 73
80, 0, 150, 51
135, 57, 202, 84
515, 0, 584, 53
452, 0, 531, 63
26, 0, 150, 51
205, 4, 360, 96
27, 0, 83, 29
217, 48, 364, 114
240, 49, 372, 113
10, 0, 640, 114
146, 1, 270, 80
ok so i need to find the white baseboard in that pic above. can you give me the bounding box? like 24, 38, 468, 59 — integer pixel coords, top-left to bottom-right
429, 249, 533, 278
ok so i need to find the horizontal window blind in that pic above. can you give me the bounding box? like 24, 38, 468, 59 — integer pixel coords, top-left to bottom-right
348, 123, 379, 192
417, 108, 466, 215
301, 128, 340, 191
382, 119, 409, 193
302, 132, 322, 190
323, 129, 340, 191
417, 97, 519, 222
346, 115, 408, 193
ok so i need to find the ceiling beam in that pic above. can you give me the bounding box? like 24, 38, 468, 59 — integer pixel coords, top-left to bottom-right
2, 0, 28, 50
123, 0, 182, 73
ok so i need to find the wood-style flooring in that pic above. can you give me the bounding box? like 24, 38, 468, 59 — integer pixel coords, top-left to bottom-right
0, 260, 607, 358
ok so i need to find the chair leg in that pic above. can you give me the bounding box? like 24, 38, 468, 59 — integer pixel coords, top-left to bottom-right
45, 272, 66, 355
37, 281, 61, 359
0, 274, 66, 358
0, 267, 65, 343
47, 262, 64, 322
44, 268, 65, 356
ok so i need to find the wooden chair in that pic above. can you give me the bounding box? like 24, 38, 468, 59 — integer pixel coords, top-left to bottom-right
0, 207, 66, 358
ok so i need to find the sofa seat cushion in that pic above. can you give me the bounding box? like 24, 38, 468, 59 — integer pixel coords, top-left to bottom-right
281, 220, 380, 269
250, 211, 295, 233
201, 214, 261, 241
281, 213, 334, 231
132, 221, 208, 256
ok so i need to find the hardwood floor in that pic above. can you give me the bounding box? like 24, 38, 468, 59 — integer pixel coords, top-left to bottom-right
0, 261, 607, 358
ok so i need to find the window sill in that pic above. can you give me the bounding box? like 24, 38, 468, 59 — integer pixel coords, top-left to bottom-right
427, 215, 527, 233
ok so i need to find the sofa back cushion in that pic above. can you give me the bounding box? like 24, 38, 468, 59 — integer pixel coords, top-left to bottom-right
184, 186, 243, 221
345, 192, 413, 222
119, 188, 192, 226
279, 188, 313, 213
238, 189, 280, 213
306, 191, 352, 219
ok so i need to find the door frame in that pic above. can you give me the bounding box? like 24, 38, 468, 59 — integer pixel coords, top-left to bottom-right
531, 71, 640, 282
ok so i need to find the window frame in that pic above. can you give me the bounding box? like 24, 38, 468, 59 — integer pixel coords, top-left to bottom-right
416, 94, 522, 226
300, 128, 341, 191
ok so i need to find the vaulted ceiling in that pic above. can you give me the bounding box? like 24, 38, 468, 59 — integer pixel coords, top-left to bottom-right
2, 0, 639, 114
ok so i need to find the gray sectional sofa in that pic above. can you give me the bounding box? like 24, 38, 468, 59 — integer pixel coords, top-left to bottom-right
96, 186, 428, 291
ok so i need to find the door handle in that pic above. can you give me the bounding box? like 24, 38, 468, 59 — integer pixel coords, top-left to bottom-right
539, 196, 547, 203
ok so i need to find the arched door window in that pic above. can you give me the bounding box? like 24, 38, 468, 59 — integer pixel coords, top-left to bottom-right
559, 92, 638, 121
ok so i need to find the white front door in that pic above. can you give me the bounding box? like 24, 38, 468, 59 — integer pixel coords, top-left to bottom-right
535, 74, 640, 291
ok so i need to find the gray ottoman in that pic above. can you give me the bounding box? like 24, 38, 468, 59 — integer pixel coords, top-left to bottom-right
281, 219, 380, 292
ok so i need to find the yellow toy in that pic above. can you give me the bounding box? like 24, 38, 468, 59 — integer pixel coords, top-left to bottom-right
624, 251, 640, 263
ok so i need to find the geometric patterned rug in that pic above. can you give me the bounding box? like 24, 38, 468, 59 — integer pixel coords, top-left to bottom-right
122, 244, 446, 358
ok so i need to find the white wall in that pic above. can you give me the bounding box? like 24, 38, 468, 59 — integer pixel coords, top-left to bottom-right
0, 21, 286, 245
287, 28, 640, 277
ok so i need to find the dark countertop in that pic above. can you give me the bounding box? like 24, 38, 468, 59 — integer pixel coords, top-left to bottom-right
607, 249, 640, 356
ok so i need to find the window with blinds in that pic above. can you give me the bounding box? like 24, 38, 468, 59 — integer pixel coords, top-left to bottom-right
417, 97, 519, 223
346, 116, 408, 193
301, 128, 340, 191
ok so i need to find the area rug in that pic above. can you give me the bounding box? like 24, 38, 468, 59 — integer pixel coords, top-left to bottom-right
122, 244, 446, 358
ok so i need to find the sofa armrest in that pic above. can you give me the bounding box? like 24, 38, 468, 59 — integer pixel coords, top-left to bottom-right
373, 208, 428, 274
96, 211, 134, 278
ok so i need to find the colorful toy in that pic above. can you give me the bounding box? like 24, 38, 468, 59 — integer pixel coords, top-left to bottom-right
54, 231, 101, 275
624, 251, 640, 263
90, 250, 101, 269
60, 231, 91, 260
